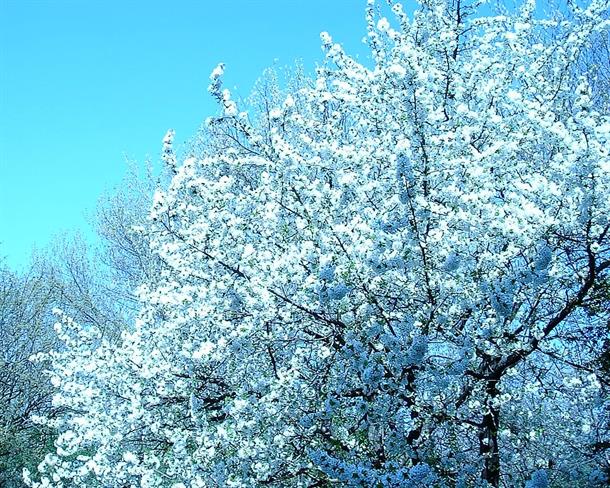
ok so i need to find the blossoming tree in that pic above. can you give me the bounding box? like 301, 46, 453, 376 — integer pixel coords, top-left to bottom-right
28, 0, 610, 486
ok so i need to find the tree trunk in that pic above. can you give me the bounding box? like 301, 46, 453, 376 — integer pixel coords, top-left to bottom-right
479, 380, 500, 487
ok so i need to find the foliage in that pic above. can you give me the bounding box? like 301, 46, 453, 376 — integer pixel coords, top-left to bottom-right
25, 1, 610, 487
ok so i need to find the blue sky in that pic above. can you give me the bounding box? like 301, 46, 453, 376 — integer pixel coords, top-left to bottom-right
0, 0, 370, 270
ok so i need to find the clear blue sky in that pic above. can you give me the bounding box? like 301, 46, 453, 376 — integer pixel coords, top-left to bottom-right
0, 0, 371, 270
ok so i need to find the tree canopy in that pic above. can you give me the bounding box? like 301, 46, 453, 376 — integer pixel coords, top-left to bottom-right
25, 0, 610, 487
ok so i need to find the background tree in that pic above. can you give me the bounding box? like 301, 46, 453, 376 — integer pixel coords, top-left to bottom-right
92, 160, 167, 318
0, 158, 166, 486
0, 263, 58, 487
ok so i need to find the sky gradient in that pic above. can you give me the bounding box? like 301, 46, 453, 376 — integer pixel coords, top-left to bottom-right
0, 0, 370, 270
